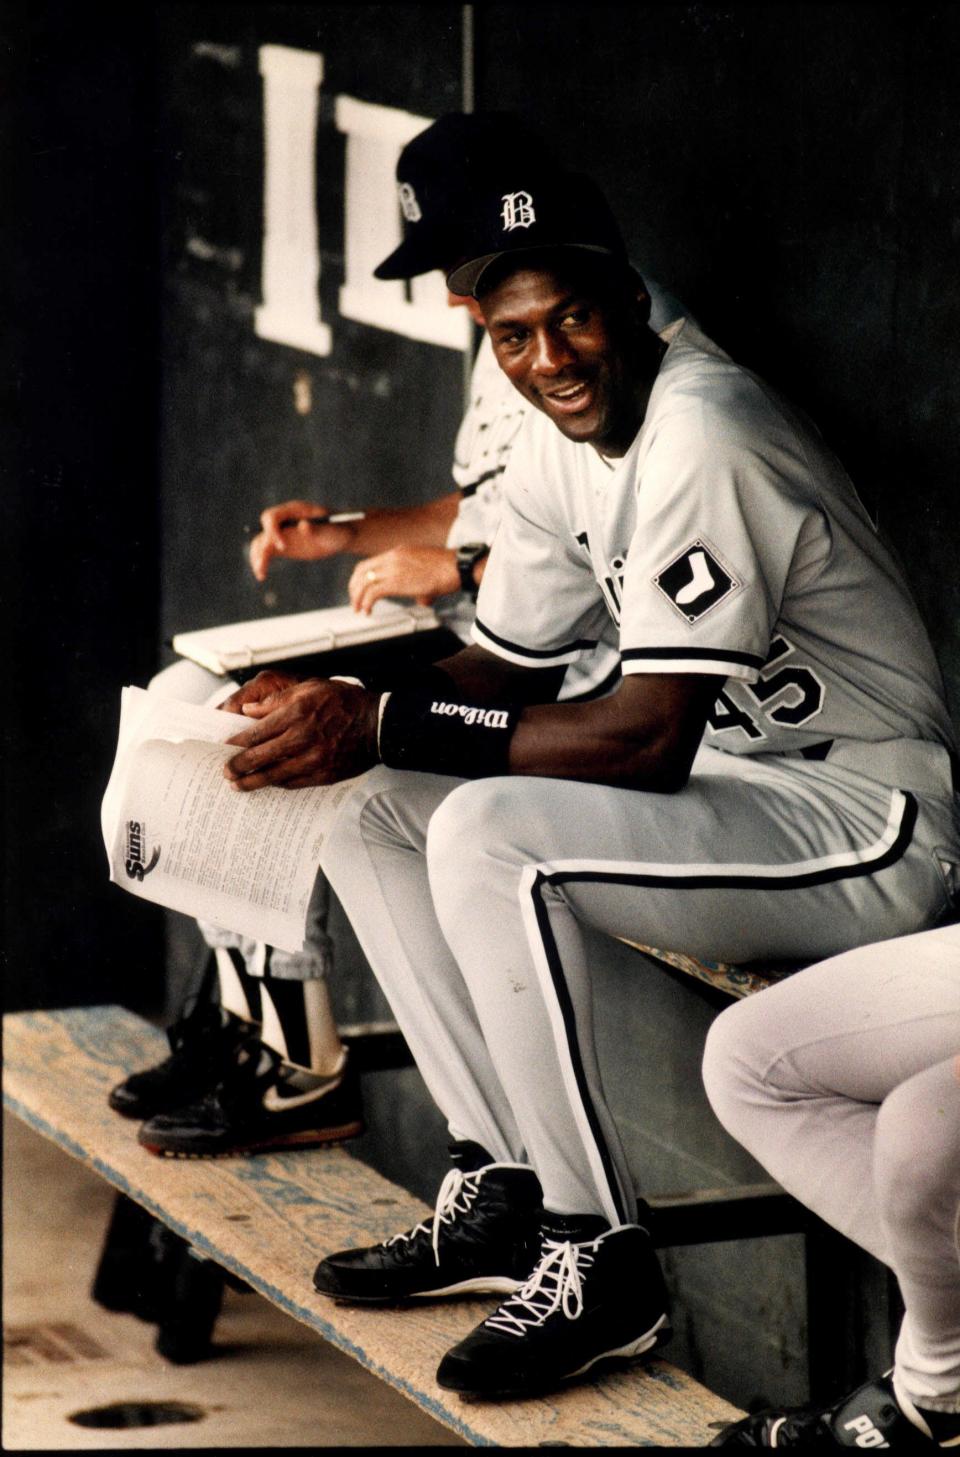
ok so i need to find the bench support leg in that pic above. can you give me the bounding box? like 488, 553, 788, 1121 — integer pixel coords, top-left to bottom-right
92, 1191, 227, 1364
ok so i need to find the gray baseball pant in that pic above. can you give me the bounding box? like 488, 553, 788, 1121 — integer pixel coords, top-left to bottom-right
319, 747, 958, 1229
702, 926, 960, 1411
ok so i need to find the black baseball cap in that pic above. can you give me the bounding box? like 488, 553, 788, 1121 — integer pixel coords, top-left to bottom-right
445, 170, 628, 298
373, 112, 555, 281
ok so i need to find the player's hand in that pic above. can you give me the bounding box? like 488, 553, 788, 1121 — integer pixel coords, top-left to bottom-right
223, 678, 379, 789
218, 669, 300, 716
349, 546, 460, 615
249, 500, 357, 582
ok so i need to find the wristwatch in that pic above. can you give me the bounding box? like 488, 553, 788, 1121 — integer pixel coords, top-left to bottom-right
455, 542, 489, 599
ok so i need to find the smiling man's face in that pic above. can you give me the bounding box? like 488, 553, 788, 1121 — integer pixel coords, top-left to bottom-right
479, 260, 650, 457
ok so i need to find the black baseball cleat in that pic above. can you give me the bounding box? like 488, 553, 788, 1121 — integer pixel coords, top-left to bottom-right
709, 1372, 957, 1447
435, 1213, 671, 1400
137, 1040, 364, 1157
109, 1004, 254, 1120
312, 1142, 543, 1305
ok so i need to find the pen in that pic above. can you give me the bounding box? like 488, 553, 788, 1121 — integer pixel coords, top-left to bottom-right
278, 511, 367, 530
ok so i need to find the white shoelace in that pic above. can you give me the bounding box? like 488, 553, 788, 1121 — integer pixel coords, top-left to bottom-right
484, 1238, 596, 1338
384, 1166, 481, 1267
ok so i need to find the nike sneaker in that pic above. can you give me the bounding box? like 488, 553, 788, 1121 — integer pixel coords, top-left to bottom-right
709, 1371, 959, 1447
312, 1141, 543, 1304
436, 1214, 671, 1399
108, 1003, 254, 1120
137, 1039, 363, 1156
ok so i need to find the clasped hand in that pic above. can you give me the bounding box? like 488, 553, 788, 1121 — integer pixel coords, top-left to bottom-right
221, 671, 379, 790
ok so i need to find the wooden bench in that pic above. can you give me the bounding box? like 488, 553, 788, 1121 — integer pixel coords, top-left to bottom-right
3, 1004, 744, 1448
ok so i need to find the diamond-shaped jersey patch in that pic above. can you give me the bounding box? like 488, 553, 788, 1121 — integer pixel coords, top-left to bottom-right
653, 540, 738, 623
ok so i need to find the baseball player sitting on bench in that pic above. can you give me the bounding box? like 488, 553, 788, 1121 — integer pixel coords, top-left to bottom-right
703, 924, 960, 1449
111, 116, 683, 1159
217, 165, 960, 1399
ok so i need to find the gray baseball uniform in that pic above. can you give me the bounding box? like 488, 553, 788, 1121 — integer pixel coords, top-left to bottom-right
319, 319, 960, 1226
153, 278, 686, 991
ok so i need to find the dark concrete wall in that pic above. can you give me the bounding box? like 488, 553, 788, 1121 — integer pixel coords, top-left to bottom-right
6, 2, 166, 1012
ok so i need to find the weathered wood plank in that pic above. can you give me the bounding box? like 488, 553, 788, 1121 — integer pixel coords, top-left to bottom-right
3, 1006, 743, 1447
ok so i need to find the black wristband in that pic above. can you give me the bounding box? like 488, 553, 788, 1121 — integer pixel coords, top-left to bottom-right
379, 680, 519, 778
455, 542, 488, 600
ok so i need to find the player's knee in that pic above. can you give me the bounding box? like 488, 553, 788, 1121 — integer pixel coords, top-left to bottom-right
702, 996, 774, 1139
319, 765, 404, 878
426, 777, 519, 901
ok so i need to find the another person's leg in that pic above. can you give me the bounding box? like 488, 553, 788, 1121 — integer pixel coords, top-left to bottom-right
703, 927, 960, 1447
137, 874, 362, 1156
880, 1055, 960, 1434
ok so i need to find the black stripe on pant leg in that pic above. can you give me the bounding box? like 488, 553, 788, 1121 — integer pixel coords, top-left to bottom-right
544, 791, 918, 898
522, 790, 916, 1226
528, 870, 630, 1226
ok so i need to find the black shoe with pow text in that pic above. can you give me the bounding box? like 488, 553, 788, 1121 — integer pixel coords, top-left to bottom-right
709, 1372, 954, 1448
312, 1142, 543, 1305
137, 1040, 363, 1157
436, 1213, 671, 1400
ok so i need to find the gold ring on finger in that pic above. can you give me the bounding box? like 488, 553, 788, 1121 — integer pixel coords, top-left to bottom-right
365, 569, 379, 584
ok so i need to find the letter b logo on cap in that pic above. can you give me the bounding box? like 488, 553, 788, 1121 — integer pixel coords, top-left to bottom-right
398, 182, 422, 222
500, 191, 536, 231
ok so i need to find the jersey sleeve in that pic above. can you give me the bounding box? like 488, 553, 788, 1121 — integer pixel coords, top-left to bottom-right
471, 422, 610, 669
619, 387, 813, 681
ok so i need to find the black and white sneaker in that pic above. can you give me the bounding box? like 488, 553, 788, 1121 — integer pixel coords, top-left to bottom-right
312, 1142, 543, 1305
436, 1213, 671, 1400
709, 1372, 958, 1448
137, 1040, 363, 1157
109, 1004, 254, 1121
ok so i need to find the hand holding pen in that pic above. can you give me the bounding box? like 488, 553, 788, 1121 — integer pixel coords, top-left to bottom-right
249, 500, 367, 582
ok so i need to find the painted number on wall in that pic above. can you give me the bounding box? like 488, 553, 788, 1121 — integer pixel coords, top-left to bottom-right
255, 44, 470, 357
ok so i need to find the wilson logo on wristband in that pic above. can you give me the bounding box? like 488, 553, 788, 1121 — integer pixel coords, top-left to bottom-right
379, 677, 519, 778
430, 701, 511, 729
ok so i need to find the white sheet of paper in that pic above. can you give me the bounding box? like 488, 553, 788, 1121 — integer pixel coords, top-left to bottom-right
101, 686, 358, 952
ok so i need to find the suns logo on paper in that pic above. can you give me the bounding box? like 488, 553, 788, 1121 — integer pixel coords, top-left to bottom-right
124, 820, 161, 880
